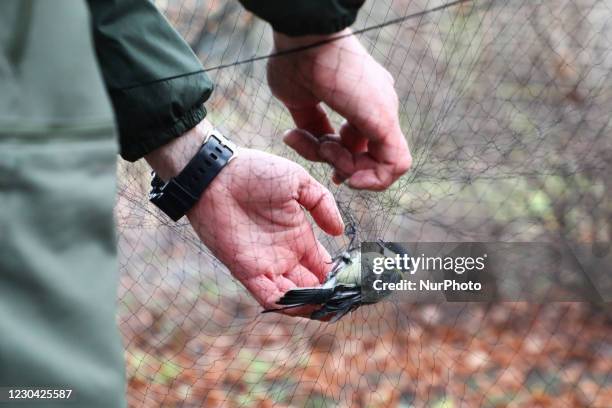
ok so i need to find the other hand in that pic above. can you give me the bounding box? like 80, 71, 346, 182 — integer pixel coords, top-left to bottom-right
268, 29, 412, 191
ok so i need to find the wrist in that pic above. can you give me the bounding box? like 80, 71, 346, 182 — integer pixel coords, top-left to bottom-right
146, 120, 239, 222
273, 28, 352, 51
145, 119, 214, 181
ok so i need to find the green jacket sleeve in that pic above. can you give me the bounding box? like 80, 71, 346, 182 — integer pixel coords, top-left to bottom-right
87, 0, 213, 162
239, 0, 366, 36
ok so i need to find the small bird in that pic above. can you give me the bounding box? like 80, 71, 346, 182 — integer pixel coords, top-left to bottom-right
264, 223, 411, 322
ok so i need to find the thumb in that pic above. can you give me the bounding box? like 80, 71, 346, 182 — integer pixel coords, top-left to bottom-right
296, 173, 344, 236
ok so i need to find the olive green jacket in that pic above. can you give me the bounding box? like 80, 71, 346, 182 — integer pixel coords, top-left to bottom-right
91, 0, 365, 161
0, 1, 364, 407
1, 0, 364, 160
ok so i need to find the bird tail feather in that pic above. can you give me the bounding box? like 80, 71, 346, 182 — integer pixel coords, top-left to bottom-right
276, 288, 335, 306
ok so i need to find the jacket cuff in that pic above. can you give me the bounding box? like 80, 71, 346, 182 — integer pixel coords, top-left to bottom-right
239, 0, 364, 37
268, 14, 357, 37
112, 70, 213, 162
119, 104, 207, 162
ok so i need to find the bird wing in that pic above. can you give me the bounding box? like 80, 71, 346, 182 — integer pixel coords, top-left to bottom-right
262, 284, 362, 322
276, 287, 336, 306
310, 285, 362, 322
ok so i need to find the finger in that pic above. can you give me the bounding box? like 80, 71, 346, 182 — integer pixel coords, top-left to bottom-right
284, 131, 351, 184
338, 132, 410, 190
283, 130, 342, 162
284, 264, 321, 287
245, 272, 318, 317
320, 138, 410, 190
273, 268, 320, 317
368, 123, 411, 169
322, 123, 368, 185
359, 125, 411, 189
339, 121, 368, 153
314, 135, 350, 184
244, 275, 285, 310
354, 136, 412, 190
346, 149, 404, 191
296, 174, 344, 236
276, 275, 299, 293
300, 239, 333, 283
318, 141, 354, 180
283, 129, 324, 162
288, 104, 335, 136
347, 168, 391, 191
245, 273, 312, 316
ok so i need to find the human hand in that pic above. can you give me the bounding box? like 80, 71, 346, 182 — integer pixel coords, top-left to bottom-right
146, 121, 344, 315
268, 29, 412, 191
187, 148, 344, 314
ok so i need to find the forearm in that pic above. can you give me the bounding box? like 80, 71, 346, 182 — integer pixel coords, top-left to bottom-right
88, 0, 213, 162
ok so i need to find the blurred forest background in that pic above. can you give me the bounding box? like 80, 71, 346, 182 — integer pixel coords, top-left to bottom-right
116, 0, 611, 406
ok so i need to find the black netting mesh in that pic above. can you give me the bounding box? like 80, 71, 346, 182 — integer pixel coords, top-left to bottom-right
117, 1, 611, 406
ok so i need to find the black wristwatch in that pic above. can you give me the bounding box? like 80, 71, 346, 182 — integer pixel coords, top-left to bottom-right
149, 130, 237, 221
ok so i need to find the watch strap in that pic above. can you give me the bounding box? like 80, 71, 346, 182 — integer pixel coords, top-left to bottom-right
149, 132, 235, 221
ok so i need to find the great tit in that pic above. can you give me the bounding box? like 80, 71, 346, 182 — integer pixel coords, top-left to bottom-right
264, 237, 411, 322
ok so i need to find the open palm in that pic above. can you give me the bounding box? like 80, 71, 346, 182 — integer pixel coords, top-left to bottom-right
187, 149, 344, 314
